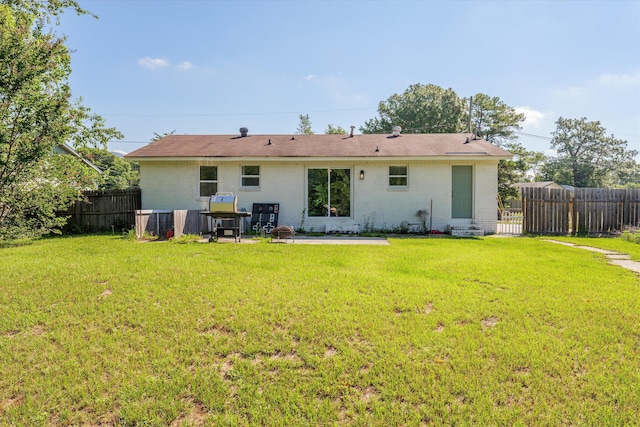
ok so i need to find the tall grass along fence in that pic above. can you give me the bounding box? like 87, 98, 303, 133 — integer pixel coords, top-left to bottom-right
522, 187, 640, 235
135, 210, 205, 239
66, 189, 141, 232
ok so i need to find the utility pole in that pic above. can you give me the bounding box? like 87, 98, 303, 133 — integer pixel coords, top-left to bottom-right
467, 96, 473, 134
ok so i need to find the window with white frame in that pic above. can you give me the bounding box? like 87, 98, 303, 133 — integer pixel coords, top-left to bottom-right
307, 168, 351, 217
241, 165, 260, 187
389, 166, 408, 187
199, 166, 218, 197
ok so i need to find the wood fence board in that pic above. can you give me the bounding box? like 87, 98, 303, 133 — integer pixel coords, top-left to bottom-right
627, 188, 640, 226
136, 210, 204, 239
67, 189, 141, 232
173, 210, 204, 237
521, 187, 639, 235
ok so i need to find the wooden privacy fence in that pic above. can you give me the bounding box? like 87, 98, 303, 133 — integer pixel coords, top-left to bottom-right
521, 187, 572, 235
135, 210, 205, 239
67, 189, 141, 232
573, 188, 640, 234
521, 187, 640, 235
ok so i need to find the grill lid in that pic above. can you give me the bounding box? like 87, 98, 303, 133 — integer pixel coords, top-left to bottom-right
209, 192, 237, 213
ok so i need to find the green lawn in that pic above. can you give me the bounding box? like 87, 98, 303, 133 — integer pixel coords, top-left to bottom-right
544, 235, 640, 261
1, 235, 639, 426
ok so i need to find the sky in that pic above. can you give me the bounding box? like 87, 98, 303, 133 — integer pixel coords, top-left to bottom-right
58, 0, 640, 158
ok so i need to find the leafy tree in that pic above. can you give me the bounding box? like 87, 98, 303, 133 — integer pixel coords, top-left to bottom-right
296, 114, 314, 135
0, 3, 121, 239
151, 130, 176, 142
470, 93, 545, 200
77, 148, 139, 190
360, 83, 467, 134
470, 93, 525, 146
325, 124, 347, 135
5, 0, 89, 16
540, 117, 638, 187
2, 154, 99, 239
617, 162, 640, 188
497, 142, 546, 200
361, 85, 544, 200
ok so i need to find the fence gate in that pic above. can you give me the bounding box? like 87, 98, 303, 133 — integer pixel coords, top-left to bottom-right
497, 211, 523, 235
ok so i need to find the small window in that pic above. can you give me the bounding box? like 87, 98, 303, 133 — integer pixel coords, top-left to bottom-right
389, 166, 408, 187
200, 166, 217, 197
241, 165, 260, 187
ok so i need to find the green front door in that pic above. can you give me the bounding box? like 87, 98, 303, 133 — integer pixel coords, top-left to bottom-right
452, 166, 473, 218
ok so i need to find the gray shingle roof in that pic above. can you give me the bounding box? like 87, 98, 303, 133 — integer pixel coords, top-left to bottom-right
125, 133, 512, 159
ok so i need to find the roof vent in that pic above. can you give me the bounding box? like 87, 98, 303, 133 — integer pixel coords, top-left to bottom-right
391, 126, 401, 137
239, 127, 248, 137
350, 125, 355, 138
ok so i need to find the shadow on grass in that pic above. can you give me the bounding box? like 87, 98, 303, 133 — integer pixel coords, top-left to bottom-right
0, 238, 34, 249
1, 232, 132, 249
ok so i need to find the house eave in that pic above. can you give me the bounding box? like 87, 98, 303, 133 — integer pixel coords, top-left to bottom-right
127, 155, 512, 162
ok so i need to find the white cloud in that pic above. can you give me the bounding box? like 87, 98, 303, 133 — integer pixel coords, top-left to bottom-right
138, 57, 170, 69
596, 72, 640, 89
512, 71, 640, 156
553, 71, 640, 108
515, 106, 545, 126
177, 61, 194, 71
549, 71, 640, 139
297, 74, 318, 88
322, 75, 368, 104
138, 57, 199, 71
297, 73, 368, 105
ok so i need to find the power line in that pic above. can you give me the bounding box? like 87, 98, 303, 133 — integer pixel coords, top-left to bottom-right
515, 130, 640, 141
514, 132, 552, 141
101, 107, 377, 118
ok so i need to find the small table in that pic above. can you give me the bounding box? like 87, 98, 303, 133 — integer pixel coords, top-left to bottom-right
201, 211, 252, 242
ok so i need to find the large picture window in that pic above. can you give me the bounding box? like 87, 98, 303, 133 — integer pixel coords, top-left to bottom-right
307, 168, 351, 217
241, 165, 260, 187
389, 166, 408, 187
199, 166, 217, 197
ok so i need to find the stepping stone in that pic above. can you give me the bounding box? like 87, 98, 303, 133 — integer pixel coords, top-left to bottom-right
544, 239, 640, 275
574, 246, 619, 255
605, 254, 631, 260
608, 259, 640, 274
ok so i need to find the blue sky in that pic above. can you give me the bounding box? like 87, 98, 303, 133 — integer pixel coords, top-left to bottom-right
60, 0, 640, 157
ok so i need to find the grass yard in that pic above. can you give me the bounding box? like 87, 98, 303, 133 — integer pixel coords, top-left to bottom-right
544, 235, 640, 262
1, 235, 639, 426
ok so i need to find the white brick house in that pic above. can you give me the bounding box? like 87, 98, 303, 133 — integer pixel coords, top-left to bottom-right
125, 130, 512, 234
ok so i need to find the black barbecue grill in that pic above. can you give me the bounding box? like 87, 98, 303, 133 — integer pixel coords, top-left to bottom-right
201, 193, 251, 242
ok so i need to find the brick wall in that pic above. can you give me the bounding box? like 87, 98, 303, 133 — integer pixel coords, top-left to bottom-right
138, 159, 500, 233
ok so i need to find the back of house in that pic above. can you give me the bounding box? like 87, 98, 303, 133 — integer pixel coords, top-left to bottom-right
125, 129, 512, 234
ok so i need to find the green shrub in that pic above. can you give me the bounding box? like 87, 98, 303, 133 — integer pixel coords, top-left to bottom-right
621, 229, 640, 244
123, 229, 137, 240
